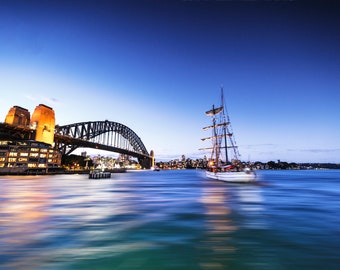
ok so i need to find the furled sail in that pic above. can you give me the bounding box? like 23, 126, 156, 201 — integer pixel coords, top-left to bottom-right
202, 122, 229, 130
201, 133, 232, 141
199, 145, 238, 151
205, 106, 223, 116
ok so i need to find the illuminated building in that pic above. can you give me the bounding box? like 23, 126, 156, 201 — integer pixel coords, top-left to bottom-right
0, 104, 61, 174
30, 104, 55, 146
0, 140, 61, 173
5, 106, 30, 126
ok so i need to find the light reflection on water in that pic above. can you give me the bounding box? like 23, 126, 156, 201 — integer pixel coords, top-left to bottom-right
1, 170, 340, 269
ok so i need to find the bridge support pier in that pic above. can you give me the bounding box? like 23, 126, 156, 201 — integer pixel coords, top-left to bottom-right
139, 157, 152, 169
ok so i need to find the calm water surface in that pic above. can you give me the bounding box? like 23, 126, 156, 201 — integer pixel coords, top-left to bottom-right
1, 170, 340, 269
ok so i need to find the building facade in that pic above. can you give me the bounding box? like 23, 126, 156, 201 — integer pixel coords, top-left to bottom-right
0, 140, 61, 174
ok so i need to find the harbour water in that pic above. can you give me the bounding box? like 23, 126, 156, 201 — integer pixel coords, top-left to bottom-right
1, 169, 340, 270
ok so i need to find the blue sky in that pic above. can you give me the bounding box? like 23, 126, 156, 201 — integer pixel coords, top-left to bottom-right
0, 0, 339, 163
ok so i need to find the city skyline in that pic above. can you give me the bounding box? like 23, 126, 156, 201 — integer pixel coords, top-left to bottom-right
1, 0, 339, 163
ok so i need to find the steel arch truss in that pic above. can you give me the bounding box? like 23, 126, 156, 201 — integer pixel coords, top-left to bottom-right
54, 121, 150, 159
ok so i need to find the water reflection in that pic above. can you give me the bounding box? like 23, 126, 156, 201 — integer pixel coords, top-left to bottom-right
235, 185, 266, 230
0, 175, 145, 269
0, 173, 266, 269
1, 176, 52, 269
198, 180, 267, 269
1, 170, 339, 269
199, 185, 237, 269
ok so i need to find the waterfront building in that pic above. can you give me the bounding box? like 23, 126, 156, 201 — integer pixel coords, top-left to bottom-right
0, 140, 61, 174
0, 104, 62, 174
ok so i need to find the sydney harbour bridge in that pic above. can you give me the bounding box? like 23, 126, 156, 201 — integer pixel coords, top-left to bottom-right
0, 120, 153, 169
54, 121, 152, 168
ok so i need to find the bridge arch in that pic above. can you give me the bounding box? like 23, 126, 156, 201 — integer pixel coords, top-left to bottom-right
54, 121, 151, 167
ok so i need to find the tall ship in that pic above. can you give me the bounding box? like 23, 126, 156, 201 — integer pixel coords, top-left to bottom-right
200, 88, 255, 182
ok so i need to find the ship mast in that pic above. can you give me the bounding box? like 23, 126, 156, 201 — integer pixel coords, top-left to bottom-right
221, 88, 229, 164
212, 105, 219, 167
222, 88, 241, 162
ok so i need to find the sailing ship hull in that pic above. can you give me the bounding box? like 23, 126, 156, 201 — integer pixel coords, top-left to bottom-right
205, 170, 255, 183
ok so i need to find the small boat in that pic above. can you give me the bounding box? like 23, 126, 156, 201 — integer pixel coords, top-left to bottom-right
200, 87, 256, 183
151, 166, 160, 171
89, 169, 111, 179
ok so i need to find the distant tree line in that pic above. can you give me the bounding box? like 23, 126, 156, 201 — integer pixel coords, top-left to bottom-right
261, 160, 340, 170
155, 158, 340, 170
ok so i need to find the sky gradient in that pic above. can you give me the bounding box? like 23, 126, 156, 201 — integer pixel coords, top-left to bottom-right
0, 0, 339, 163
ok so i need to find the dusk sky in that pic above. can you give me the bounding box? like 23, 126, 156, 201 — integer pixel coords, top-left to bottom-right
0, 0, 339, 163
